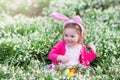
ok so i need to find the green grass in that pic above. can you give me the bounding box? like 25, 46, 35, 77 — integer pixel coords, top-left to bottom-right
0, 0, 120, 79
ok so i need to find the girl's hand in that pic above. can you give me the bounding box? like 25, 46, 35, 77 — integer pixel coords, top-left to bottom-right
87, 42, 96, 52
57, 55, 69, 63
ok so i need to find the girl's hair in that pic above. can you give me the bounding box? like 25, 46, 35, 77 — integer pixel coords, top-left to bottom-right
64, 23, 86, 44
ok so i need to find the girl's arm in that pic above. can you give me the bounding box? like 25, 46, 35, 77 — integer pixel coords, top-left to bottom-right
48, 41, 65, 62
87, 42, 97, 62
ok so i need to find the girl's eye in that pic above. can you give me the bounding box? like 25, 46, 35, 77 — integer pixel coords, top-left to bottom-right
71, 35, 74, 38
65, 34, 68, 37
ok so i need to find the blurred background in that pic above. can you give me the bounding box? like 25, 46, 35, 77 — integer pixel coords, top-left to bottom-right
0, 0, 120, 79
0, 0, 51, 17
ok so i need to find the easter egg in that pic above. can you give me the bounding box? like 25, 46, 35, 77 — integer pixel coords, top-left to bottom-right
70, 68, 76, 73
67, 72, 74, 78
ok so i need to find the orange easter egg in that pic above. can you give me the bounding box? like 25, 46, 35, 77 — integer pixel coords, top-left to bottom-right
70, 68, 76, 73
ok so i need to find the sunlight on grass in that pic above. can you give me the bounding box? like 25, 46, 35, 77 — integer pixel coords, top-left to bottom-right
0, 0, 120, 79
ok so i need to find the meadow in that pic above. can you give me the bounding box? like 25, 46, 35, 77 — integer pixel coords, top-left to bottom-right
0, 0, 120, 79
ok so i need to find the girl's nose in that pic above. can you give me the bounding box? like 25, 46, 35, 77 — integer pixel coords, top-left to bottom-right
67, 37, 71, 41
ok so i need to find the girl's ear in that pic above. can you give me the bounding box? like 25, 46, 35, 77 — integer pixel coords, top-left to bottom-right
78, 35, 83, 44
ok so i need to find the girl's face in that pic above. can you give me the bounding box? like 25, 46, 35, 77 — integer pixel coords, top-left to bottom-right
64, 28, 79, 47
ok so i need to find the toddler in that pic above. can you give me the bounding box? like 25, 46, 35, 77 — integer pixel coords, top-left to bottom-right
48, 12, 97, 69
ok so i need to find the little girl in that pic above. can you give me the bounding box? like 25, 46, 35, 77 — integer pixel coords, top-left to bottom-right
48, 12, 97, 69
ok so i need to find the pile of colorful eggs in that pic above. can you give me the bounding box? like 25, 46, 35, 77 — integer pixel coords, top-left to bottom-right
57, 67, 76, 78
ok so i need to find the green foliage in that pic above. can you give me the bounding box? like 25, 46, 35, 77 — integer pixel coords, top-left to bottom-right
37, 0, 52, 8
0, 14, 62, 66
0, 0, 120, 79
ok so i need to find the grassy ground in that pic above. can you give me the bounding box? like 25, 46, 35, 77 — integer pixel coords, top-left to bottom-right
0, 0, 120, 79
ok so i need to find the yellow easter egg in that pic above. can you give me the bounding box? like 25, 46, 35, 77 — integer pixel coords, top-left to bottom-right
67, 72, 74, 78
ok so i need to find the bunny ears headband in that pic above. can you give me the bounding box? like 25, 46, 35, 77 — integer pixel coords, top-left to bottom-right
50, 12, 84, 35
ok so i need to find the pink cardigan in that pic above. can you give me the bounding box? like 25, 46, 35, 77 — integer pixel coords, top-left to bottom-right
48, 40, 97, 67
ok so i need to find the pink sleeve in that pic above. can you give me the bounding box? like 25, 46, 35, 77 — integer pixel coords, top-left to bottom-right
81, 46, 97, 67
87, 50, 97, 62
48, 41, 64, 62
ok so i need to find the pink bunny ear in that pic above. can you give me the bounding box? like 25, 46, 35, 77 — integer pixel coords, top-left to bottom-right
50, 12, 70, 22
73, 15, 82, 25
73, 15, 84, 34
